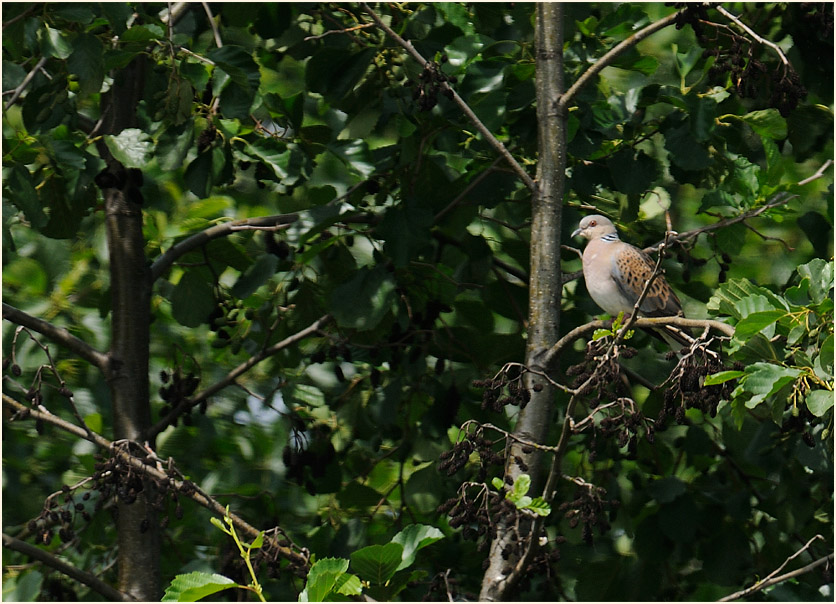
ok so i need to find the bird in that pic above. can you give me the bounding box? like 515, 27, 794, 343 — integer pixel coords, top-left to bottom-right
571, 214, 691, 351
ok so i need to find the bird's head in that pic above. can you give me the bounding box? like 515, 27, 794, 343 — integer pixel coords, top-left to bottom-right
571, 214, 618, 240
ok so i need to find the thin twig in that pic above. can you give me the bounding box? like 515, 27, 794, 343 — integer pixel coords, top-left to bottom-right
147, 314, 332, 438
304, 22, 374, 42
542, 316, 733, 368
2, 393, 310, 570
2, 533, 134, 602
718, 535, 831, 602
2, 304, 110, 372
4, 56, 47, 110
149, 214, 297, 282
714, 5, 788, 65
560, 10, 682, 111
201, 2, 223, 48
2, 4, 40, 30
434, 154, 507, 223
358, 2, 536, 193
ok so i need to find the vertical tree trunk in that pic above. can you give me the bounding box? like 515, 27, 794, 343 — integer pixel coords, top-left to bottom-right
100, 57, 161, 600
479, 4, 566, 600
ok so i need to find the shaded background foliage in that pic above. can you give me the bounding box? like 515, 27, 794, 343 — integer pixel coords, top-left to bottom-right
2, 2, 833, 601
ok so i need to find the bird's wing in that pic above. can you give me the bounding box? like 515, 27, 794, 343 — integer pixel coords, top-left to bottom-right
611, 243, 683, 317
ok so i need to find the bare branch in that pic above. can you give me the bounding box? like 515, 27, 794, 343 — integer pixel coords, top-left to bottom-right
147, 314, 333, 439
149, 214, 298, 282
543, 316, 734, 368
798, 158, 833, 186
359, 2, 536, 193
201, 2, 223, 48
160, 2, 190, 25
2, 4, 41, 29
719, 535, 832, 602
714, 5, 788, 66
4, 56, 48, 110
560, 10, 683, 111
2, 393, 310, 570
304, 22, 374, 42
434, 154, 507, 223
2, 533, 134, 602
2, 304, 110, 373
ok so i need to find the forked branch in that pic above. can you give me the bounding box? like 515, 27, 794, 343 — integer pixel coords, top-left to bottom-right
2, 303, 110, 373
2, 393, 309, 570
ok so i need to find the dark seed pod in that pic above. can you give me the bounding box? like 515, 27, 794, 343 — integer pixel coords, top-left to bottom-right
11, 364, 22, 377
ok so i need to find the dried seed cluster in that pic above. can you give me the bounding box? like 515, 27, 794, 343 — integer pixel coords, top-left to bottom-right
437, 431, 505, 482
404, 56, 458, 112
658, 352, 736, 429
26, 484, 91, 546
558, 486, 618, 546
158, 367, 202, 426
566, 339, 634, 401
423, 571, 475, 602
472, 373, 532, 414
670, 2, 807, 116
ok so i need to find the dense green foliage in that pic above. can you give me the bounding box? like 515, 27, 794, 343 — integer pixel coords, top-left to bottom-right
2, 3, 833, 601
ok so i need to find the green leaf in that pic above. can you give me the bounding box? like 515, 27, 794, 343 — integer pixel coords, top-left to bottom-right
734, 310, 786, 339
306, 48, 376, 103
249, 532, 264, 550
806, 390, 834, 417
209, 517, 226, 532
330, 266, 397, 331
525, 497, 552, 516
41, 26, 73, 59
607, 149, 659, 195
334, 573, 363, 596
103, 128, 153, 169
208, 46, 260, 91
708, 278, 788, 319
798, 259, 834, 305
703, 370, 745, 386
734, 363, 803, 408
300, 558, 350, 602
392, 524, 444, 571
350, 543, 404, 585
6, 166, 48, 229
171, 271, 216, 328
740, 109, 787, 140
162, 572, 237, 602
435, 3, 475, 35
491, 477, 504, 490
649, 476, 685, 504
664, 123, 711, 171
67, 34, 104, 99
231, 254, 278, 299
511, 474, 531, 499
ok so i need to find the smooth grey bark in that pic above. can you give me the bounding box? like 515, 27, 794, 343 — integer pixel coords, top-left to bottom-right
100, 57, 161, 600
479, 4, 567, 600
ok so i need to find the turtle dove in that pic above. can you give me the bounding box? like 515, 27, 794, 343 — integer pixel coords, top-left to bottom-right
572, 214, 690, 350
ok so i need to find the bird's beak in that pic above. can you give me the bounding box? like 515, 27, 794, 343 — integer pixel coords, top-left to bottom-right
571, 227, 582, 239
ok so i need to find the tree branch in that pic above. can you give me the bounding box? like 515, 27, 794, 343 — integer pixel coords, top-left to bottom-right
719, 535, 832, 602
2, 533, 134, 602
4, 56, 48, 110
2, 393, 310, 571
559, 10, 683, 111
149, 214, 298, 282
359, 2, 536, 193
2, 303, 110, 373
543, 316, 734, 368
147, 314, 333, 439
714, 5, 789, 66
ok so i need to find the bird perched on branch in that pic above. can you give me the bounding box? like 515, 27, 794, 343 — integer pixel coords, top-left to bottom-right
571, 214, 691, 351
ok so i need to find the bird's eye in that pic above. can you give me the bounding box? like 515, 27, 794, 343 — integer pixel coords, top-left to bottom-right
590, 220, 597, 226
